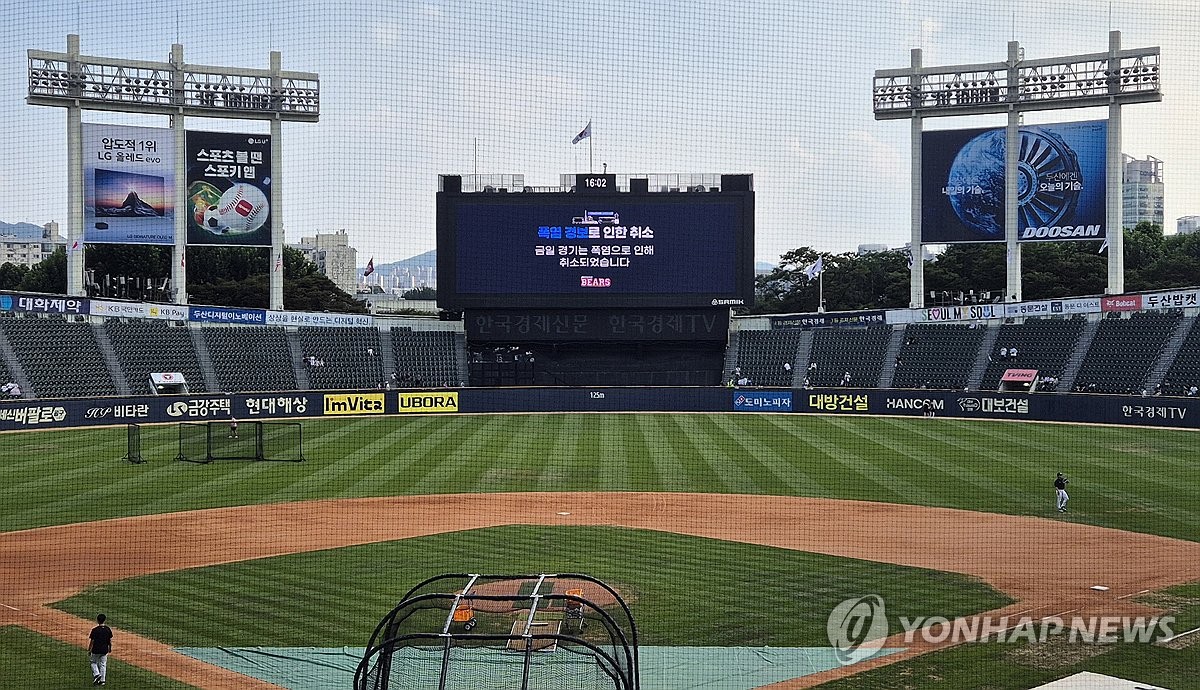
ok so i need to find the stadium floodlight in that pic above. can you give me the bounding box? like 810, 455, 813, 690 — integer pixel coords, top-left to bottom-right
874, 31, 1161, 308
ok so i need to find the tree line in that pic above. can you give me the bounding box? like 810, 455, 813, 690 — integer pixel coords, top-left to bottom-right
752, 222, 1200, 314
0, 244, 367, 313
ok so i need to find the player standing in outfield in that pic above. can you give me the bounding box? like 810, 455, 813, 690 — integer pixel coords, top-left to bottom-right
228, 417, 239, 439
1054, 472, 1070, 513
88, 613, 112, 686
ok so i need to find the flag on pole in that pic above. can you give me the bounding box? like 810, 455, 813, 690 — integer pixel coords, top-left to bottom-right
180, 250, 186, 268
363, 257, 375, 277
274, 253, 283, 273
1098, 238, 1109, 254
572, 121, 592, 145
67, 239, 81, 255
906, 249, 914, 269
803, 257, 825, 281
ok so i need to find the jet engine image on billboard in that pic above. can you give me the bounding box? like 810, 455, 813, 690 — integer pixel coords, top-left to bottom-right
922, 120, 1106, 243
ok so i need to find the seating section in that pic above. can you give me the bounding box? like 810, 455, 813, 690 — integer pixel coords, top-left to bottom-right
204, 326, 297, 392
106, 320, 207, 394
891, 324, 986, 390
979, 317, 1085, 392
729, 330, 803, 387
298, 327, 385, 390
1162, 316, 1200, 395
2, 317, 118, 399
806, 327, 892, 387
391, 330, 461, 387
1074, 311, 1181, 394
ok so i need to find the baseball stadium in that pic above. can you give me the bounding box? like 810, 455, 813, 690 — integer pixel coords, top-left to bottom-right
2, 2, 1200, 689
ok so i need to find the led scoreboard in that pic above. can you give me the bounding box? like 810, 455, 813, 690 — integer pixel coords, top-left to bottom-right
436, 175, 755, 309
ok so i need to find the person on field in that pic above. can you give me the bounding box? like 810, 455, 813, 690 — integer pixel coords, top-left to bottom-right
228, 418, 239, 439
88, 613, 112, 685
1054, 472, 1070, 513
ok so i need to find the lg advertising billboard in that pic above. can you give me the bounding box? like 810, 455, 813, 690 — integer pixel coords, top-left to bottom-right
83, 124, 174, 245
186, 131, 272, 246
922, 120, 1107, 244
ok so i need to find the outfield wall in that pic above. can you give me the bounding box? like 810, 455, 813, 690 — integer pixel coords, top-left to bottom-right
0, 387, 1195, 433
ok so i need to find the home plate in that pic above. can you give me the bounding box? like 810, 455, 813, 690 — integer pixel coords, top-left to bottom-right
1090, 585, 1110, 591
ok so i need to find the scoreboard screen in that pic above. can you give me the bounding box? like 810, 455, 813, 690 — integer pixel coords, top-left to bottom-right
437, 189, 754, 309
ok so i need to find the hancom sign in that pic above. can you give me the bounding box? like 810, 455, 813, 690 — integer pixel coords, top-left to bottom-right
396, 392, 459, 413
922, 120, 1107, 244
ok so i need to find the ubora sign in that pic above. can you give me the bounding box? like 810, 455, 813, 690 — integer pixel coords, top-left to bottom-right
396, 392, 459, 413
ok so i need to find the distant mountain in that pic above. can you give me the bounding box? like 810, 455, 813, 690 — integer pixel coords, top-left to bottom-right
0, 221, 49, 239
97, 190, 160, 217
364, 250, 436, 274
755, 261, 776, 273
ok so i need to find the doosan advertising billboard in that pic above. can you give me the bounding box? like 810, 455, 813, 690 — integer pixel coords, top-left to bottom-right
83, 124, 175, 245
922, 120, 1107, 244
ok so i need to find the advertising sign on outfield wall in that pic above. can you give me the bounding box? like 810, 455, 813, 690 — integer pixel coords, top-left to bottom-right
91, 300, 188, 320
1, 387, 1198, 433
188, 306, 267, 324
0, 293, 87, 315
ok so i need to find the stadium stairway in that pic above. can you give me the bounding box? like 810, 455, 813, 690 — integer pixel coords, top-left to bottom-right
188, 326, 222, 392
0, 322, 33, 399
284, 330, 311, 390
722, 331, 742, 382
876, 325, 905, 389
967, 324, 1001, 391
454, 332, 470, 384
1144, 313, 1196, 393
1056, 318, 1102, 393
378, 327, 397, 381
92, 323, 132, 396
792, 329, 814, 387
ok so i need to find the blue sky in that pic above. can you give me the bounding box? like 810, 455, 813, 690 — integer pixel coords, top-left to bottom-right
2, 0, 1197, 265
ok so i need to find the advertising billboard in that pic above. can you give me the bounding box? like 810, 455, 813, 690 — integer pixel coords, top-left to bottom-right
83, 124, 174, 245
922, 120, 1107, 244
186, 131, 272, 246
437, 190, 754, 309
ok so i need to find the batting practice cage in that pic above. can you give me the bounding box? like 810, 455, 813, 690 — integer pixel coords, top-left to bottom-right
355, 573, 639, 690
175, 421, 304, 463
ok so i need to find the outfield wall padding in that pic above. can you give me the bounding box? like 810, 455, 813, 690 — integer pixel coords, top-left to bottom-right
0, 387, 1195, 432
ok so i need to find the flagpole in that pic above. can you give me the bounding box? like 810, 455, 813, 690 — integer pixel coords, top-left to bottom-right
818, 271, 825, 313
589, 125, 593, 173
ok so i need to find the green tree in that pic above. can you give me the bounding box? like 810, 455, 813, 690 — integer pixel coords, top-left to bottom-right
0, 262, 30, 291
17, 247, 66, 294
402, 286, 437, 300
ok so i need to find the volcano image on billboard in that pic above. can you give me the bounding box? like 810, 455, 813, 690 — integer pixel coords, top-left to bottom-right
922, 120, 1106, 243
94, 169, 165, 218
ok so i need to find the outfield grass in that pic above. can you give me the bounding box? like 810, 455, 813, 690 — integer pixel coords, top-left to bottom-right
1, 414, 1197, 541
0, 626, 195, 689
54, 526, 1010, 648
5, 413, 1200, 688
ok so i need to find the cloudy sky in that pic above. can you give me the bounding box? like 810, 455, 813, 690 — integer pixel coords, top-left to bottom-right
2, 0, 1197, 265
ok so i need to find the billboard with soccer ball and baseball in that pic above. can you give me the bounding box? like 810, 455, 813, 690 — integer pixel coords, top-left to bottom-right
185, 131, 272, 246
921, 119, 1107, 244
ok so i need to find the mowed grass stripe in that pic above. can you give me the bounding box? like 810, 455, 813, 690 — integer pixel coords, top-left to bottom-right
2, 414, 1198, 542
664, 414, 732, 494
54, 525, 1010, 648
825, 416, 949, 506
